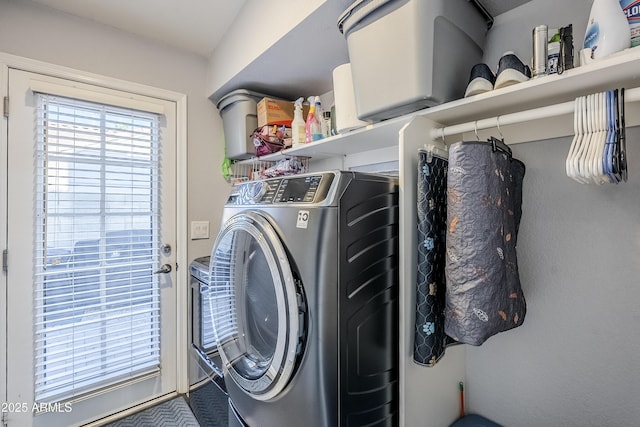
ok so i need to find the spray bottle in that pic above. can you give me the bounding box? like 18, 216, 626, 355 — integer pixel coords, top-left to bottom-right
305, 96, 323, 143
291, 97, 306, 148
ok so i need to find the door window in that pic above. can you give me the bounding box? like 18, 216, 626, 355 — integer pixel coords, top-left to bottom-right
34, 93, 162, 402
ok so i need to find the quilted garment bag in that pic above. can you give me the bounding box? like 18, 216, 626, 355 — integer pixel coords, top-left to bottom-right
444, 141, 526, 346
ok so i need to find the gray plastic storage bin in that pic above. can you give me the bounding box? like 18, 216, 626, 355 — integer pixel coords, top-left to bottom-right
338, 0, 488, 122
216, 89, 267, 160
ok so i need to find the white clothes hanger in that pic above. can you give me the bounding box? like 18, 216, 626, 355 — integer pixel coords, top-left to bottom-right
572, 95, 590, 183
587, 92, 604, 184
566, 97, 581, 180
582, 93, 597, 182
567, 89, 628, 186
580, 93, 593, 181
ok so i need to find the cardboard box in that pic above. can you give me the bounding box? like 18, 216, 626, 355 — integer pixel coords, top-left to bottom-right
257, 97, 309, 127
258, 98, 294, 127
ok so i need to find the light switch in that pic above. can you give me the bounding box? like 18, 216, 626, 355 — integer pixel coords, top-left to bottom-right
191, 221, 210, 240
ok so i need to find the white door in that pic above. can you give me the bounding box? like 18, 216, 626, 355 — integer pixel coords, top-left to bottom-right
4, 69, 177, 427
0, 64, 7, 420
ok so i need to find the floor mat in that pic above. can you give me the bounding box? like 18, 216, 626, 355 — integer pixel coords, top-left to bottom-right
188, 381, 228, 427
104, 396, 200, 427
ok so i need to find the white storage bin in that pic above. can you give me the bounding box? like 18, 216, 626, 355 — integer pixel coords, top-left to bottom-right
338, 0, 489, 121
216, 89, 267, 160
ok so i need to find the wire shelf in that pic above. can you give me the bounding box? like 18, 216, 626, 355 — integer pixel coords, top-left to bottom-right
223, 156, 310, 184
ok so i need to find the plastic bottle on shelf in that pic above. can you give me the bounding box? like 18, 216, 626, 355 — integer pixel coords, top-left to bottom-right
323, 110, 332, 137
291, 97, 306, 148
305, 96, 323, 143
619, 0, 640, 47
315, 98, 330, 138
584, 0, 630, 59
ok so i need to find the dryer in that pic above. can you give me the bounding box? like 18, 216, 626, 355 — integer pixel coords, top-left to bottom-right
188, 256, 229, 426
208, 171, 399, 427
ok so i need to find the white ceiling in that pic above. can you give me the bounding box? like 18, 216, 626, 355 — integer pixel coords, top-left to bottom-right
25, 0, 532, 59
28, 0, 247, 57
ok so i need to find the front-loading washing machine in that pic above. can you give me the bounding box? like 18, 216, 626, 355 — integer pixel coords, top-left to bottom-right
207, 171, 399, 427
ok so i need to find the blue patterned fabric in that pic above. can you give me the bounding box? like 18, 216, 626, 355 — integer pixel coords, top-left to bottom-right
414, 149, 452, 366
444, 141, 526, 346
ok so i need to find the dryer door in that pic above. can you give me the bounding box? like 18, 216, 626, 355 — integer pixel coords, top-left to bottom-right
208, 211, 306, 401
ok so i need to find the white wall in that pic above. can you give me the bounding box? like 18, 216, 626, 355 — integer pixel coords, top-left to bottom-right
0, 0, 229, 262
466, 132, 640, 427
206, 0, 325, 97
464, 2, 640, 425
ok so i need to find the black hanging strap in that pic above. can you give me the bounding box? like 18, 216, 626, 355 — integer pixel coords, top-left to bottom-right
619, 88, 628, 182
488, 136, 512, 157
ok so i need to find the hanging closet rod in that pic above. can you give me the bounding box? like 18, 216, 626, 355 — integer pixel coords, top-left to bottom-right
429, 86, 640, 141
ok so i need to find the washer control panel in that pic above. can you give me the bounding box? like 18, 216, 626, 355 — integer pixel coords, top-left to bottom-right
227, 173, 334, 205
275, 175, 322, 203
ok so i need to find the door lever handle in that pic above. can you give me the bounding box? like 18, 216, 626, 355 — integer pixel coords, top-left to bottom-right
153, 264, 172, 274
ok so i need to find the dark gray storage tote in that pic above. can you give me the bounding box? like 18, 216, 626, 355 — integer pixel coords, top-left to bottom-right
338, 0, 489, 121
216, 89, 267, 160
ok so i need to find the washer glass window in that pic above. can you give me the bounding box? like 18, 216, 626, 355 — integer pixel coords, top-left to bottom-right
209, 212, 302, 400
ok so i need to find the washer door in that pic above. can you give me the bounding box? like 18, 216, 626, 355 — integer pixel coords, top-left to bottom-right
209, 211, 305, 401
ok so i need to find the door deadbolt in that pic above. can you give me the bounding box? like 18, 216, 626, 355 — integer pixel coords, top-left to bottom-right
161, 244, 171, 255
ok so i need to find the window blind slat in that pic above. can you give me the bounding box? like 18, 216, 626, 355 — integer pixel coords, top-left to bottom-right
35, 359, 160, 398
35, 301, 160, 330
35, 332, 161, 370
34, 93, 163, 403
35, 366, 161, 403
35, 313, 160, 339
34, 322, 161, 354
35, 302, 159, 325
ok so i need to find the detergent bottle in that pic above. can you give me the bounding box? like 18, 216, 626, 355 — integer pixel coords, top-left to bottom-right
291, 97, 306, 147
584, 0, 630, 59
619, 0, 640, 47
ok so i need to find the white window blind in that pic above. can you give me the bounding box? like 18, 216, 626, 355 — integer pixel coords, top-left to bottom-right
33, 93, 162, 403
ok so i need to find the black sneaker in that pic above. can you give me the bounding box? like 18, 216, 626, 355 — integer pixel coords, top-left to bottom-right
494, 52, 532, 90
464, 63, 495, 97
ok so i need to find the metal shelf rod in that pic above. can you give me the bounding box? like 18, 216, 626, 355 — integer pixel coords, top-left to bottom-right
430, 86, 640, 141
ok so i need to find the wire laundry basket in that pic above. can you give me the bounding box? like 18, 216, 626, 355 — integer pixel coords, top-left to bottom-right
223, 156, 310, 184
